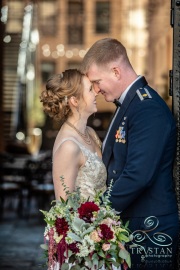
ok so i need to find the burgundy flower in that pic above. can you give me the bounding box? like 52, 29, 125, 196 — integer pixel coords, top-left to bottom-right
122, 260, 129, 270
78, 202, 100, 223
57, 237, 68, 266
99, 224, 114, 240
68, 242, 80, 253
55, 217, 69, 236
47, 228, 57, 269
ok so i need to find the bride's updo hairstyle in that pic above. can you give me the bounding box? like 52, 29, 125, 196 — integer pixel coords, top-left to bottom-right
40, 69, 84, 123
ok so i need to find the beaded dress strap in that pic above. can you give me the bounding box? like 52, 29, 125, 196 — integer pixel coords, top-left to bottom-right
53, 137, 87, 158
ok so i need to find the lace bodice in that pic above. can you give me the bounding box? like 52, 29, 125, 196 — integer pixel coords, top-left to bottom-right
54, 137, 107, 200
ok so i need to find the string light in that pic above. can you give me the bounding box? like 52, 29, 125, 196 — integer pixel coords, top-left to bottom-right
41, 43, 89, 59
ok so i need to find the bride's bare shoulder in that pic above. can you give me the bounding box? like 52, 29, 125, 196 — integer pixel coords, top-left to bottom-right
53, 137, 80, 157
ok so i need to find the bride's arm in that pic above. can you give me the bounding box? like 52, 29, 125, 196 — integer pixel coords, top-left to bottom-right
52, 140, 84, 200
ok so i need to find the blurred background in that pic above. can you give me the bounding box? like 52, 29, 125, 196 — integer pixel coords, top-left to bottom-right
0, 0, 179, 269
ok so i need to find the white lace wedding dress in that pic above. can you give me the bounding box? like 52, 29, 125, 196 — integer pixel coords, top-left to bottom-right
54, 137, 121, 270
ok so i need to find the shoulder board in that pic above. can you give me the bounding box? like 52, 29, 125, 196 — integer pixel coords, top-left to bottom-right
136, 87, 152, 101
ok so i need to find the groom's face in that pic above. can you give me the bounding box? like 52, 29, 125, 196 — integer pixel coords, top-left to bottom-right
87, 63, 120, 102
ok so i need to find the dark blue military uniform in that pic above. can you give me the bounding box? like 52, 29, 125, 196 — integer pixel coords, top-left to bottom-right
103, 76, 179, 269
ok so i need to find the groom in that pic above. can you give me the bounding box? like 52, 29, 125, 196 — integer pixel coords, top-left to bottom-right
80, 38, 179, 269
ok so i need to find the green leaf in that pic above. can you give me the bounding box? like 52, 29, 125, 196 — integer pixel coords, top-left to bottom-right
85, 260, 92, 268
69, 254, 76, 263
71, 265, 81, 270
129, 234, 134, 241
92, 253, 99, 268
92, 253, 99, 261
108, 250, 117, 258
111, 260, 121, 267
61, 263, 69, 270
119, 248, 129, 260
109, 244, 116, 250
125, 253, 131, 268
71, 217, 86, 231
118, 233, 130, 242
40, 244, 48, 250
121, 220, 129, 228
67, 232, 82, 242
98, 260, 104, 269
97, 249, 106, 258
67, 249, 73, 257
39, 209, 47, 215
105, 261, 112, 270
81, 226, 94, 236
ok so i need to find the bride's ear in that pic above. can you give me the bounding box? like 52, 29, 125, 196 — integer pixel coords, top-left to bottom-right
69, 96, 79, 109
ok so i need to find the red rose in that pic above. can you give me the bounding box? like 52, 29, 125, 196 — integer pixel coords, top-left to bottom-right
99, 224, 114, 240
78, 202, 100, 223
55, 217, 69, 236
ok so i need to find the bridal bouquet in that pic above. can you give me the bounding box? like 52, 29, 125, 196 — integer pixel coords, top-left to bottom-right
40, 178, 132, 270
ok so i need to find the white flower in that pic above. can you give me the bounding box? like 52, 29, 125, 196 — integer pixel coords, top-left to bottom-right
77, 235, 95, 257
54, 231, 63, 243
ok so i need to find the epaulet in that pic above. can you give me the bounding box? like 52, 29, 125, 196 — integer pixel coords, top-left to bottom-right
136, 87, 152, 101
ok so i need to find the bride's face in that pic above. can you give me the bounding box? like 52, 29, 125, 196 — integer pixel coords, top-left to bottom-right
81, 76, 97, 115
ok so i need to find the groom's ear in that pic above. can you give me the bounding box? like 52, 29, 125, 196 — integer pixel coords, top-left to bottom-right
112, 67, 121, 79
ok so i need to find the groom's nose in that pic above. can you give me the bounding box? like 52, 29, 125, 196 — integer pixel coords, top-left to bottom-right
93, 83, 101, 94
93, 88, 98, 97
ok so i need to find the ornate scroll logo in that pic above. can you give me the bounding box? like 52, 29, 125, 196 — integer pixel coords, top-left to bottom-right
132, 216, 172, 248
130, 216, 173, 265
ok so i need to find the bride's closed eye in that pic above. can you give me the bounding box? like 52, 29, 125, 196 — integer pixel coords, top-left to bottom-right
89, 85, 93, 91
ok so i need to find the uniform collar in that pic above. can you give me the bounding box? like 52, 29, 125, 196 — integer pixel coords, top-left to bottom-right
119, 75, 143, 104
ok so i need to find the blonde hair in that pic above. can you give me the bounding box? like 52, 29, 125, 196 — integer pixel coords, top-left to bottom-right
40, 69, 84, 122
80, 38, 131, 74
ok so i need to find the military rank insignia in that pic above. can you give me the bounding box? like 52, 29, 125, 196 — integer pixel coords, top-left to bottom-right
136, 87, 152, 101
115, 126, 126, 143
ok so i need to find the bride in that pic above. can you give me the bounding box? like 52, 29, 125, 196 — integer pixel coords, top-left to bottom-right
40, 69, 121, 270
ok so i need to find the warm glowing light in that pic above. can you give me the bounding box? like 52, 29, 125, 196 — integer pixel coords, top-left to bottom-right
16, 132, 25, 141
43, 50, 51, 57
52, 51, 59, 58
1, 5, 8, 23
42, 44, 50, 50
31, 29, 39, 45
56, 44, 65, 51
42, 44, 51, 57
65, 50, 73, 58
33, 128, 42, 136
129, 9, 146, 29
79, 50, 86, 58
3, 35, 11, 43
57, 51, 65, 57
26, 64, 35, 80
72, 48, 79, 56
